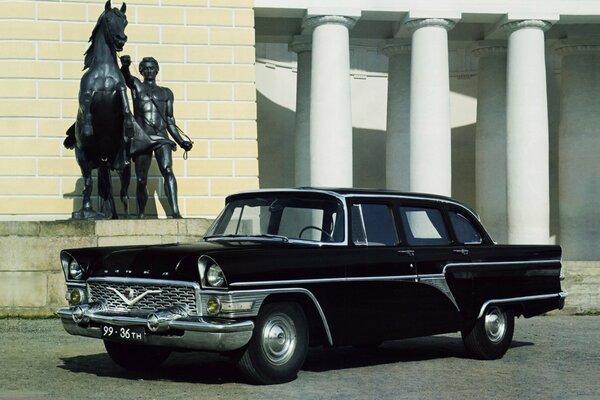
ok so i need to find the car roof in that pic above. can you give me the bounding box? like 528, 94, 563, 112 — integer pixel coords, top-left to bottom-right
227, 187, 476, 215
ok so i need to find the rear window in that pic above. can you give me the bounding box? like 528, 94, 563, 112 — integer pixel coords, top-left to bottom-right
399, 206, 450, 246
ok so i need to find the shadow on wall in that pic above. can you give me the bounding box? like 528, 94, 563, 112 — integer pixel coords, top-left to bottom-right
63, 168, 162, 218
257, 90, 387, 189
451, 123, 476, 208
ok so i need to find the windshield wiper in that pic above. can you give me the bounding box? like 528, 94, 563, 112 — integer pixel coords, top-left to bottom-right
204, 234, 289, 243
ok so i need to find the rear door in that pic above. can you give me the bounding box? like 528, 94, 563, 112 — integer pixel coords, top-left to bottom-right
396, 202, 465, 334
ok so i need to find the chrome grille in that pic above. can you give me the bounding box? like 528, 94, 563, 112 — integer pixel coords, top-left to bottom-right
88, 280, 199, 315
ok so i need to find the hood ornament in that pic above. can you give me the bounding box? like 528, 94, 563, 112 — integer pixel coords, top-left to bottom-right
107, 287, 162, 306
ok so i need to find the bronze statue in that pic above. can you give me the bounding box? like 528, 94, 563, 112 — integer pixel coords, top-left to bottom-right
64, 1, 133, 219
120, 55, 193, 218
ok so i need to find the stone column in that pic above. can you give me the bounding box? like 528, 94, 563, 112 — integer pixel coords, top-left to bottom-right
555, 40, 600, 260
406, 19, 455, 196
303, 15, 356, 187
472, 42, 508, 243
289, 36, 312, 187
503, 20, 552, 244
379, 39, 411, 191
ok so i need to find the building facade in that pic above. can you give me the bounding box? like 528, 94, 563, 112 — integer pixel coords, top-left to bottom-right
0, 0, 258, 220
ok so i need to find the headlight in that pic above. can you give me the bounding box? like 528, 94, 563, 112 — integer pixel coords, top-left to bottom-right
198, 255, 227, 288
207, 265, 225, 287
69, 259, 83, 280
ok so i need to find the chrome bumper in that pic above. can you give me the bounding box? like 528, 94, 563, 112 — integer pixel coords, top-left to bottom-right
57, 307, 254, 352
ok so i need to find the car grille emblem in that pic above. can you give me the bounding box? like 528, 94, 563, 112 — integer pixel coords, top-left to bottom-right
107, 287, 162, 306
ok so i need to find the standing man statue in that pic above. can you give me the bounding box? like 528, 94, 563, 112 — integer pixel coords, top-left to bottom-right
120, 55, 193, 218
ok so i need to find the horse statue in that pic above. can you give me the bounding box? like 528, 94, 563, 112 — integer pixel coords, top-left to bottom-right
64, 0, 133, 219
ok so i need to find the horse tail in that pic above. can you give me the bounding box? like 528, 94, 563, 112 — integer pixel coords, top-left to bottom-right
64, 123, 76, 149
98, 166, 118, 219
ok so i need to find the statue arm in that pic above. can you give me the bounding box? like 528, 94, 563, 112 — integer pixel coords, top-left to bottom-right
120, 63, 140, 90
165, 88, 188, 146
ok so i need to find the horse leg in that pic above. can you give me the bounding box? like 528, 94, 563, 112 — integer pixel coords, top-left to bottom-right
75, 146, 94, 212
119, 163, 131, 218
79, 90, 94, 137
98, 166, 118, 219
117, 82, 134, 139
134, 153, 151, 219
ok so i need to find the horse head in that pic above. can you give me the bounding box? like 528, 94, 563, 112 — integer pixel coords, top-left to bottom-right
84, 1, 128, 69
101, 1, 128, 52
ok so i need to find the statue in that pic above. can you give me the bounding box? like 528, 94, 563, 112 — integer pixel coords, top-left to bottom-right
64, 1, 133, 219
120, 55, 193, 218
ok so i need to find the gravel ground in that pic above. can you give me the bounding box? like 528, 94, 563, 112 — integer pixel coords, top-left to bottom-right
0, 316, 598, 400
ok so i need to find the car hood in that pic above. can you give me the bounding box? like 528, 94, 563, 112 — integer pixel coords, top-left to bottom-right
63, 240, 323, 282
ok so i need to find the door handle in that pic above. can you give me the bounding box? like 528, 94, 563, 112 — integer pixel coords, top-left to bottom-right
453, 249, 469, 255
397, 249, 415, 257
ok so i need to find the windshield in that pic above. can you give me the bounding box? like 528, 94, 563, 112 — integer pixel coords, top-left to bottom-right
205, 194, 346, 244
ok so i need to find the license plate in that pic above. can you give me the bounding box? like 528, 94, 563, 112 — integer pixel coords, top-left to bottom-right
101, 324, 145, 343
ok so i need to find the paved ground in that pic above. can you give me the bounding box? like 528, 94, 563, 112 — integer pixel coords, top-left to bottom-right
0, 316, 598, 400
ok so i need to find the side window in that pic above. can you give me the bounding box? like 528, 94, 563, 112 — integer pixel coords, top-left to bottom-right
351, 203, 398, 246
449, 211, 483, 244
399, 206, 450, 246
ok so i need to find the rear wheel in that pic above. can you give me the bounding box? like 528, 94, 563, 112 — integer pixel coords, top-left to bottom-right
462, 306, 514, 360
237, 302, 308, 384
104, 341, 171, 371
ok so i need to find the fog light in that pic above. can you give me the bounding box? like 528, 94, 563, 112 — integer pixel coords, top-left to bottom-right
206, 297, 221, 315
70, 288, 83, 304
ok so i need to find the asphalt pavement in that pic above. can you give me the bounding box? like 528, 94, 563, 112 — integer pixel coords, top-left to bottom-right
0, 316, 598, 400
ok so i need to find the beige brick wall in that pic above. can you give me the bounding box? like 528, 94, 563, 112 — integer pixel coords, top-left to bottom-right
0, 0, 257, 220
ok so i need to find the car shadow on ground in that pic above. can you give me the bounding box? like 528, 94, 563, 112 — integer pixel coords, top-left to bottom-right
58, 335, 533, 384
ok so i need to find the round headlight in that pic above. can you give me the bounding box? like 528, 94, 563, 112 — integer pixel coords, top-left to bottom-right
69, 259, 83, 280
206, 265, 225, 287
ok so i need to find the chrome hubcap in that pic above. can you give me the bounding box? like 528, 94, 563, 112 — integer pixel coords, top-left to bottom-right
484, 307, 507, 343
261, 313, 297, 365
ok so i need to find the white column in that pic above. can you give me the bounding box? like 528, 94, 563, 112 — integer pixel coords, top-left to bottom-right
303, 15, 356, 187
503, 20, 552, 244
555, 40, 600, 259
380, 39, 411, 191
407, 19, 455, 196
472, 42, 508, 243
289, 36, 312, 187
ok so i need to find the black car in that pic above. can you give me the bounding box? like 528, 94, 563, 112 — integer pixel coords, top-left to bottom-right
58, 188, 566, 384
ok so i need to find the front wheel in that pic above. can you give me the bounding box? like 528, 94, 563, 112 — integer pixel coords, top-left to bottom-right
237, 302, 309, 384
461, 306, 514, 360
104, 341, 171, 371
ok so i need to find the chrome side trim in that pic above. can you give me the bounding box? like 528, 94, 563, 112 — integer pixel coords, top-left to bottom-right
229, 275, 419, 287
443, 259, 561, 273
477, 292, 568, 319
418, 275, 459, 310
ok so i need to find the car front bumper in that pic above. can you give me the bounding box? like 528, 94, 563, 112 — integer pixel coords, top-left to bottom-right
57, 307, 254, 352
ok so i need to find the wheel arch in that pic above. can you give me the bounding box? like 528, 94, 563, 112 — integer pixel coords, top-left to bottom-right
260, 291, 333, 347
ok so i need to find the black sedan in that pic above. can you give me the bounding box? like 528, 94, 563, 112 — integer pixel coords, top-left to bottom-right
58, 188, 566, 384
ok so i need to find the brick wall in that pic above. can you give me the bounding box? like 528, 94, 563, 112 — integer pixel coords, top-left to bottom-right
0, 0, 258, 219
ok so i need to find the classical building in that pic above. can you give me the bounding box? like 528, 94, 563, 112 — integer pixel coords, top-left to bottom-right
0, 0, 598, 313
